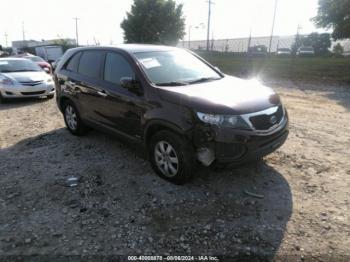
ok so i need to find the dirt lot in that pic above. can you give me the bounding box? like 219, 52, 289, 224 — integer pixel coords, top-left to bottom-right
0, 80, 349, 261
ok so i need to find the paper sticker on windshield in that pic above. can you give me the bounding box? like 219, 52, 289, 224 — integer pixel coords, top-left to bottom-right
0, 61, 9, 65
139, 58, 161, 69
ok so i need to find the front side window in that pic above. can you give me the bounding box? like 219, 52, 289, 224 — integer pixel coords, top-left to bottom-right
133, 50, 221, 86
104, 53, 134, 84
78, 51, 103, 78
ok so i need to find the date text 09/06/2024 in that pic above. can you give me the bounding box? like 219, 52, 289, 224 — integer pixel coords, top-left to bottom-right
127, 256, 220, 261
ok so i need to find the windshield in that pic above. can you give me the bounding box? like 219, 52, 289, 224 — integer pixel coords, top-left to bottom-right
0, 59, 42, 73
134, 50, 222, 86
26, 56, 45, 62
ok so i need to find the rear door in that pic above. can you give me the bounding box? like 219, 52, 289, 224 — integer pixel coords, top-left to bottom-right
74, 50, 106, 122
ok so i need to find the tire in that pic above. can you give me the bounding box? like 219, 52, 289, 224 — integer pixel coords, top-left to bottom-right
149, 130, 196, 184
63, 100, 88, 136
0, 93, 7, 103
47, 94, 54, 99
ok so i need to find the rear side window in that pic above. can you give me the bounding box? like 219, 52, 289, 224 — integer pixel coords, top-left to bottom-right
78, 51, 103, 78
104, 52, 134, 84
66, 52, 81, 72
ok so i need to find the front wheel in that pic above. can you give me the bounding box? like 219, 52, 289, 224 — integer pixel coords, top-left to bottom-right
149, 130, 196, 184
63, 101, 88, 136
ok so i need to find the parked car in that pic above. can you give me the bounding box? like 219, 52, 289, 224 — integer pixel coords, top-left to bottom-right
297, 46, 315, 57
0, 58, 55, 102
24, 55, 52, 74
276, 48, 291, 56
248, 45, 268, 57
54, 45, 289, 184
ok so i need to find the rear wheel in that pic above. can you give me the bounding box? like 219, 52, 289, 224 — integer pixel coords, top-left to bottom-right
149, 130, 195, 184
63, 100, 88, 136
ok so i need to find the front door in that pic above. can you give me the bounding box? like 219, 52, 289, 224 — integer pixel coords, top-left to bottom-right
93, 52, 146, 139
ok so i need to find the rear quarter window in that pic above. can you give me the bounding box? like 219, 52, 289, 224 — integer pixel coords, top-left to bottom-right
65, 52, 82, 72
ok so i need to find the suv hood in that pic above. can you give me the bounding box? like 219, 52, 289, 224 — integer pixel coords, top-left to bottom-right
1, 71, 48, 83
157, 76, 281, 115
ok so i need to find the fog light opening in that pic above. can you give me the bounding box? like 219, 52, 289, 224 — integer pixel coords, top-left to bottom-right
197, 147, 215, 167
5, 91, 14, 95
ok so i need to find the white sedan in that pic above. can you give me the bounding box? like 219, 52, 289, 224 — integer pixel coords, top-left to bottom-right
0, 58, 55, 102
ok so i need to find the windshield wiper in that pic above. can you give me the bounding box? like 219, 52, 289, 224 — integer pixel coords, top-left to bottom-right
156, 81, 189, 86
188, 77, 221, 84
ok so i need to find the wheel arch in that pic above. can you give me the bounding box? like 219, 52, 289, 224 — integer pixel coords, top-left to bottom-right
144, 120, 191, 148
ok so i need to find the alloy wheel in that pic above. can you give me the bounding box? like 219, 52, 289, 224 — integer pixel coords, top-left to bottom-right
154, 141, 179, 177
65, 105, 78, 131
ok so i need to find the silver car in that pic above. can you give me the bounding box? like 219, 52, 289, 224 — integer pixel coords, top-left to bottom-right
0, 58, 55, 102
297, 46, 315, 57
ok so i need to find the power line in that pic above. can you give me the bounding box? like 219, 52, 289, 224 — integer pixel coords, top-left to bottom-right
268, 0, 278, 54
73, 17, 80, 46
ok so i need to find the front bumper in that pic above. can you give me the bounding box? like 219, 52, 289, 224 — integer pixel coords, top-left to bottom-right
0, 82, 55, 98
194, 115, 289, 165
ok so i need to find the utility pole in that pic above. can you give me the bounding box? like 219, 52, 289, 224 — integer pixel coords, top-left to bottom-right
247, 29, 252, 52
4, 33, 8, 47
206, 0, 214, 51
73, 17, 79, 46
294, 24, 302, 54
268, 0, 278, 54
188, 23, 205, 49
188, 25, 192, 49
22, 21, 25, 41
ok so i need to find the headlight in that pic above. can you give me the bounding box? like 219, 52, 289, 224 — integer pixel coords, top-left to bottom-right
0, 76, 14, 85
197, 112, 251, 129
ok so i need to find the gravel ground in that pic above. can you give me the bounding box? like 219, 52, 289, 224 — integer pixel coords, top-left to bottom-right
0, 80, 349, 261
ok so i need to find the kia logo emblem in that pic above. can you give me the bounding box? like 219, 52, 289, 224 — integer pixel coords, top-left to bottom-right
270, 115, 278, 125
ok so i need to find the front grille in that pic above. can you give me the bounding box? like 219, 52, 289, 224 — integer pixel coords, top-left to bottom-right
249, 106, 284, 131
21, 91, 45, 96
20, 80, 44, 86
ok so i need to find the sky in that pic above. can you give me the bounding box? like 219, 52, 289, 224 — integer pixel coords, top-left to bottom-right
0, 0, 325, 47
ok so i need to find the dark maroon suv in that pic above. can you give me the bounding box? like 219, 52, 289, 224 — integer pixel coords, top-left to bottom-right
54, 44, 288, 184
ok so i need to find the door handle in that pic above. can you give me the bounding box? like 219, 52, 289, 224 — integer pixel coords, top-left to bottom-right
97, 90, 108, 97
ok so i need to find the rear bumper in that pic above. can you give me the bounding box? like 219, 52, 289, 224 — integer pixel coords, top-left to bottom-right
0, 83, 55, 98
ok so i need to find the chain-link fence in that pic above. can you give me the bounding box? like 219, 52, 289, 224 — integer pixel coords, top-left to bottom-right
179, 35, 350, 55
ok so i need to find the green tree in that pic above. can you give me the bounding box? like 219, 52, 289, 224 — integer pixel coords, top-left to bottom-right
333, 43, 344, 57
313, 0, 350, 39
52, 39, 77, 51
121, 0, 185, 45
301, 32, 331, 55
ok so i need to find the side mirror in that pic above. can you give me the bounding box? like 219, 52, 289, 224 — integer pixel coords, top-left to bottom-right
120, 77, 142, 95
